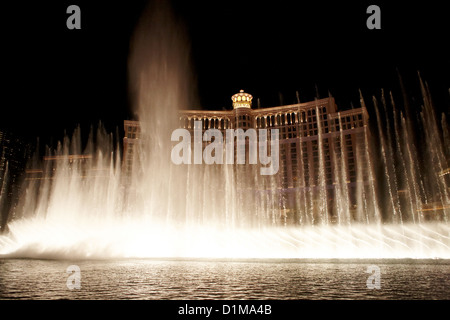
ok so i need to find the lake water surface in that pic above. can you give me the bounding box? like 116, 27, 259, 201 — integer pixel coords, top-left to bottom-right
0, 258, 448, 299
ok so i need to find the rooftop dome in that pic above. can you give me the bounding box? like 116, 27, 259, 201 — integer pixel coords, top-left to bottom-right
231, 89, 252, 109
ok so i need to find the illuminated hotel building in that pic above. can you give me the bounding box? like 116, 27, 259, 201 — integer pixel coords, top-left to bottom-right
123, 90, 371, 223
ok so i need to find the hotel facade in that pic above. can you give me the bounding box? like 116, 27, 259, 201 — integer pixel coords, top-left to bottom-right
124, 90, 372, 224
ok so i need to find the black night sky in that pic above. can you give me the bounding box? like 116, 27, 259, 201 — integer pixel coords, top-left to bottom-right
1, 0, 449, 148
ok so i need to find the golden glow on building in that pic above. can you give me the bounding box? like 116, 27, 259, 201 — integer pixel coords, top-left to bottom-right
232, 90, 253, 109
123, 90, 371, 222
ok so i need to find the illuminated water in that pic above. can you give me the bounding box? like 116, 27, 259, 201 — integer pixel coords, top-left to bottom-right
1, 222, 450, 260
0, 259, 449, 299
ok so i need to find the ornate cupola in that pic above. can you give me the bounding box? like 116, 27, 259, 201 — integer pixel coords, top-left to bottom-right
231, 89, 253, 109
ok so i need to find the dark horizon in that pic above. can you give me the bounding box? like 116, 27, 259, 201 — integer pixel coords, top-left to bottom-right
2, 0, 449, 149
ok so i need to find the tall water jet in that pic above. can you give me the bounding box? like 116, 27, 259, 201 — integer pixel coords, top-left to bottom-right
126, 0, 196, 224
336, 112, 351, 225
400, 112, 423, 224
315, 103, 329, 225
418, 79, 449, 222
0, 161, 9, 228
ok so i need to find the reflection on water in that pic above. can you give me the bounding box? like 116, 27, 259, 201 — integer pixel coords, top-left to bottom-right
0, 259, 448, 299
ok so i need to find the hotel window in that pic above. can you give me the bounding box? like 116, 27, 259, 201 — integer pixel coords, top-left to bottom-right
347, 148, 353, 156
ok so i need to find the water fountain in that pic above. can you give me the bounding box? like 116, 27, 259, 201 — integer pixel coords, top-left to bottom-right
0, 1, 449, 260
